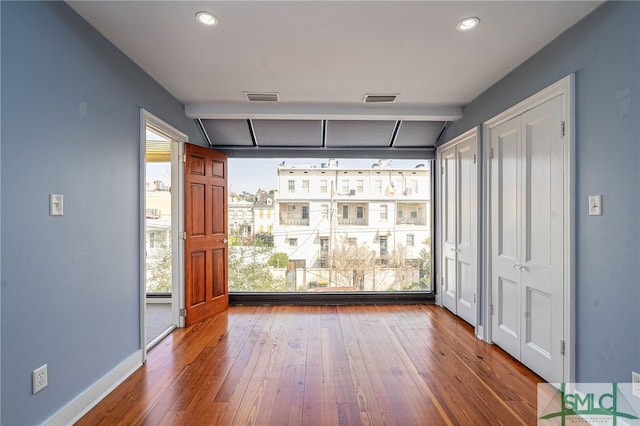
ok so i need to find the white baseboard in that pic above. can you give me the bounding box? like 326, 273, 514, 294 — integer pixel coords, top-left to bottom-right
44, 350, 143, 426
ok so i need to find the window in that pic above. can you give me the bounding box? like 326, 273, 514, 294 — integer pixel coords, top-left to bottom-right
375, 179, 382, 193
228, 157, 433, 294
406, 234, 414, 246
411, 179, 419, 194
380, 236, 388, 257
149, 232, 155, 248
380, 204, 388, 220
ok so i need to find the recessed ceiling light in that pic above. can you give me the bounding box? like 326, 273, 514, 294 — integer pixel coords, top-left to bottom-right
196, 11, 218, 26
457, 17, 479, 32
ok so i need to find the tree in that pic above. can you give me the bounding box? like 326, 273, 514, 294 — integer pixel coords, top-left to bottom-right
254, 232, 274, 247
228, 246, 288, 292
268, 252, 288, 268
146, 231, 172, 293
330, 237, 377, 290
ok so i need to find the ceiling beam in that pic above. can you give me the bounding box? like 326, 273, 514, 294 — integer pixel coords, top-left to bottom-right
185, 104, 462, 122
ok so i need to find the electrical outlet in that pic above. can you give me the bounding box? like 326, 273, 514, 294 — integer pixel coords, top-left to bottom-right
32, 364, 48, 394
633, 371, 640, 398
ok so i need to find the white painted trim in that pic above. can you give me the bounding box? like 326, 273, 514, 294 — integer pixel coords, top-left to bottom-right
185, 103, 462, 121
482, 74, 575, 382
43, 350, 143, 426
140, 109, 189, 362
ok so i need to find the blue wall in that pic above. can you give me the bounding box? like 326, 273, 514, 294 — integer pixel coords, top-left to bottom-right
444, 2, 640, 382
1, 2, 204, 424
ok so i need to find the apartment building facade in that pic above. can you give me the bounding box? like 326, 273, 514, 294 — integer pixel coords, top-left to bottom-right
273, 160, 431, 289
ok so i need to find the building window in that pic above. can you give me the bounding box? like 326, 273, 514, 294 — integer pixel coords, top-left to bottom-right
406, 234, 414, 246
375, 179, 382, 193
288, 180, 295, 192
357, 179, 364, 193
342, 180, 349, 194
411, 179, 419, 194
289, 238, 298, 247
397, 208, 404, 219
302, 179, 309, 193
149, 232, 155, 248
356, 206, 364, 219
410, 207, 418, 220
380, 236, 388, 257
302, 206, 309, 219
320, 179, 327, 193
259, 225, 264, 233
321, 204, 329, 219
267, 210, 272, 219
342, 205, 349, 219
259, 210, 264, 218
380, 204, 388, 220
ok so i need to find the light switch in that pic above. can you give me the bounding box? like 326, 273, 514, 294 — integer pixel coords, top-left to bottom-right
50, 194, 64, 216
588, 194, 602, 216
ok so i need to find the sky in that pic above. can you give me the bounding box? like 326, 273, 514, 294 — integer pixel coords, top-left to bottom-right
147, 157, 430, 195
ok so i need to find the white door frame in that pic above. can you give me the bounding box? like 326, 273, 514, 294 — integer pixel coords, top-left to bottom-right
436, 126, 482, 337
139, 109, 188, 361
482, 74, 575, 382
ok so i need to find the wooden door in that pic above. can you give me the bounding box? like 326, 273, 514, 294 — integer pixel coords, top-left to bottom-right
440, 145, 457, 314
184, 143, 228, 326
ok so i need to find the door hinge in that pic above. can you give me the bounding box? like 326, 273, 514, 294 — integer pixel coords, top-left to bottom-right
180, 308, 187, 318
560, 339, 565, 355
561, 121, 565, 137
180, 231, 187, 240
488, 148, 494, 159
182, 154, 187, 163
473, 154, 477, 164
489, 304, 494, 315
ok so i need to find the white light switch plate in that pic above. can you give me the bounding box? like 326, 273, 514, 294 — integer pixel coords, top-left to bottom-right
588, 194, 602, 216
50, 194, 63, 216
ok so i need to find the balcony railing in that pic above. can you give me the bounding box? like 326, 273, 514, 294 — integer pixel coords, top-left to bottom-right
395, 218, 426, 226
337, 218, 368, 226
279, 218, 310, 226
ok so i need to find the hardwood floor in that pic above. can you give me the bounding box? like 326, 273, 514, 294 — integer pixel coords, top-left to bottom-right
77, 305, 543, 425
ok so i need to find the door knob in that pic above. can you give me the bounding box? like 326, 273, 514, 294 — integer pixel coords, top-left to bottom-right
222, 238, 228, 244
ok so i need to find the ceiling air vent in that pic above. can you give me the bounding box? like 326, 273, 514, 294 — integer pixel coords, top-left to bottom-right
363, 93, 398, 103
244, 92, 280, 102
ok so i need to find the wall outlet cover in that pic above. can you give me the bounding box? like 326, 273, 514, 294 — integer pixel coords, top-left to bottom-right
32, 364, 48, 394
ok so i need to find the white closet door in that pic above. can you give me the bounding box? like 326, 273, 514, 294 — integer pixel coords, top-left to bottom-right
519, 95, 564, 382
455, 138, 477, 325
441, 145, 457, 314
490, 115, 523, 359
489, 95, 565, 383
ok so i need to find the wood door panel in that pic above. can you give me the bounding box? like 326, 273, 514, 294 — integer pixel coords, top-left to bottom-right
189, 183, 206, 237
185, 143, 228, 326
211, 186, 225, 235
189, 251, 207, 306
212, 248, 225, 297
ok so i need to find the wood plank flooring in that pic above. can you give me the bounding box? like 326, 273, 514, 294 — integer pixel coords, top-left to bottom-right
76, 305, 543, 425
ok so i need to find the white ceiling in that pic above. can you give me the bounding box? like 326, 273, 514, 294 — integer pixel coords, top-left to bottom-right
67, 1, 601, 148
